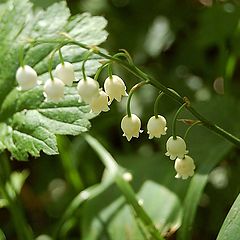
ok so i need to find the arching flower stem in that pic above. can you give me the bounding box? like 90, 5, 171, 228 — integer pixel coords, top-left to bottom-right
31, 38, 240, 147
184, 121, 202, 140
18, 45, 25, 68
172, 103, 187, 140
82, 50, 93, 81
126, 81, 149, 118
154, 91, 164, 119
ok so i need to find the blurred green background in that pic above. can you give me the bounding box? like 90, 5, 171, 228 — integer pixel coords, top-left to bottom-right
1, 0, 240, 239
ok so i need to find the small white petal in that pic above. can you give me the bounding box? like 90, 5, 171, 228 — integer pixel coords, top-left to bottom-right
174, 155, 196, 180
16, 65, 38, 90
138, 199, 144, 206
80, 190, 90, 200
44, 78, 65, 102
90, 90, 110, 114
77, 77, 100, 104
165, 136, 188, 160
175, 173, 181, 179
121, 114, 142, 141
147, 115, 167, 139
55, 62, 75, 86
123, 172, 133, 182
170, 155, 176, 160
104, 75, 127, 103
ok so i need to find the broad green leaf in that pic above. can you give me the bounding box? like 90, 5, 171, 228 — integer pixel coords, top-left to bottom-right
216, 193, 240, 240
0, 87, 92, 160
83, 181, 182, 240
0, 0, 108, 160
81, 151, 187, 240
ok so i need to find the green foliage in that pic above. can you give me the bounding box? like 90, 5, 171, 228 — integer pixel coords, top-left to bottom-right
0, 0, 108, 160
217, 193, 240, 240
0, 0, 240, 239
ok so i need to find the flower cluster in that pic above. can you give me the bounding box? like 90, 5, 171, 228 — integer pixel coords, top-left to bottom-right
15, 49, 195, 180
16, 62, 75, 103
15, 61, 128, 115
121, 114, 167, 141
165, 136, 195, 179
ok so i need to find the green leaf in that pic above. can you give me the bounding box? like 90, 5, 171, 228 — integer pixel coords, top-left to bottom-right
216, 193, 240, 240
83, 180, 182, 240
0, 0, 108, 160
0, 228, 6, 240
0, 87, 93, 160
81, 151, 187, 240
82, 135, 165, 240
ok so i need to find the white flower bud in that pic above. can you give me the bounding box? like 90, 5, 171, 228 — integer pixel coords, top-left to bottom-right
77, 77, 100, 104
104, 75, 127, 103
165, 136, 188, 160
44, 78, 65, 102
147, 115, 167, 139
121, 114, 143, 141
175, 155, 196, 180
122, 172, 133, 182
90, 89, 110, 114
55, 61, 75, 86
16, 65, 37, 90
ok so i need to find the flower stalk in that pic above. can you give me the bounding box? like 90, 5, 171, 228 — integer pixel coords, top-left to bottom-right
154, 91, 164, 119
0, 155, 33, 240
126, 81, 148, 117
84, 134, 164, 240
172, 103, 187, 140
30, 38, 240, 148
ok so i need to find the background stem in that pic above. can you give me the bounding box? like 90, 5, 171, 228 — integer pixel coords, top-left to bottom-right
84, 134, 164, 240
0, 155, 33, 240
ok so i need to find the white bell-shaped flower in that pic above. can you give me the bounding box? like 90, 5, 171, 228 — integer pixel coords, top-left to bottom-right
77, 77, 100, 104
165, 136, 188, 160
175, 155, 196, 180
147, 115, 167, 139
44, 78, 65, 102
16, 65, 37, 91
90, 89, 110, 114
121, 114, 143, 141
104, 75, 127, 103
55, 61, 75, 86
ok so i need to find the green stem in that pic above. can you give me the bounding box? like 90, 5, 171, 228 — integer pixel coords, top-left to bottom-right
224, 54, 236, 94
0, 156, 33, 240
184, 121, 201, 140
126, 81, 148, 117
94, 61, 110, 81
18, 45, 25, 67
84, 134, 164, 240
107, 63, 113, 79
82, 50, 93, 81
172, 103, 187, 139
31, 39, 240, 148
57, 136, 84, 191
154, 92, 164, 118
59, 48, 65, 65
54, 178, 115, 238
48, 47, 61, 81
113, 50, 133, 65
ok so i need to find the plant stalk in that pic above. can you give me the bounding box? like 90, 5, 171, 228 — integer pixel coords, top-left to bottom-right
31, 39, 240, 148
